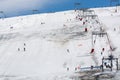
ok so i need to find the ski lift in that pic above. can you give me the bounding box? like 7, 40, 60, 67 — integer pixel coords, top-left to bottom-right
82, 9, 95, 16
86, 15, 98, 20
32, 9, 39, 14
74, 2, 81, 11
0, 11, 6, 18
110, 0, 119, 12
92, 31, 115, 53
102, 55, 118, 71
92, 31, 107, 36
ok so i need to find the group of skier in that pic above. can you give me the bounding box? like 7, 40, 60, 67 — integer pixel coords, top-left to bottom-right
18, 43, 26, 52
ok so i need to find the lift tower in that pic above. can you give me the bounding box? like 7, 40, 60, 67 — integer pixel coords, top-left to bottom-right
110, 0, 119, 12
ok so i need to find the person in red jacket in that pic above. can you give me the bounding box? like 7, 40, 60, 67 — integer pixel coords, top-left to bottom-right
83, 22, 85, 25
91, 48, 94, 53
102, 48, 105, 52
85, 28, 88, 32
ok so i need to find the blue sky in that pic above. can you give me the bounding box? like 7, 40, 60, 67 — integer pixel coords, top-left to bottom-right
0, 0, 119, 18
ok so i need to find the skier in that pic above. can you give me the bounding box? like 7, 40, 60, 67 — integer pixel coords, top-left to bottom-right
76, 16, 78, 19
114, 28, 116, 31
78, 66, 80, 69
85, 28, 88, 32
10, 27, 13, 29
79, 18, 83, 21
102, 48, 105, 52
24, 48, 26, 51
24, 43, 26, 46
18, 48, 20, 51
67, 49, 70, 53
94, 40, 96, 44
75, 67, 77, 71
67, 67, 69, 71
83, 22, 85, 25
90, 48, 94, 53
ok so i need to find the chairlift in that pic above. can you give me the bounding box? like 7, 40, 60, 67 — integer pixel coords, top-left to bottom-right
91, 31, 116, 55
82, 9, 95, 16
74, 2, 81, 11
74, 2, 81, 5
0, 11, 6, 18
102, 55, 118, 71
110, 0, 119, 12
32, 9, 39, 14
86, 15, 98, 19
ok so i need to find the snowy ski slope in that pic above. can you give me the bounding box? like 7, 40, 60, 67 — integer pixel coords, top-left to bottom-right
0, 6, 120, 80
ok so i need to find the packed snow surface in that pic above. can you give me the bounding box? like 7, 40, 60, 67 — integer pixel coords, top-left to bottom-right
0, 6, 120, 80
